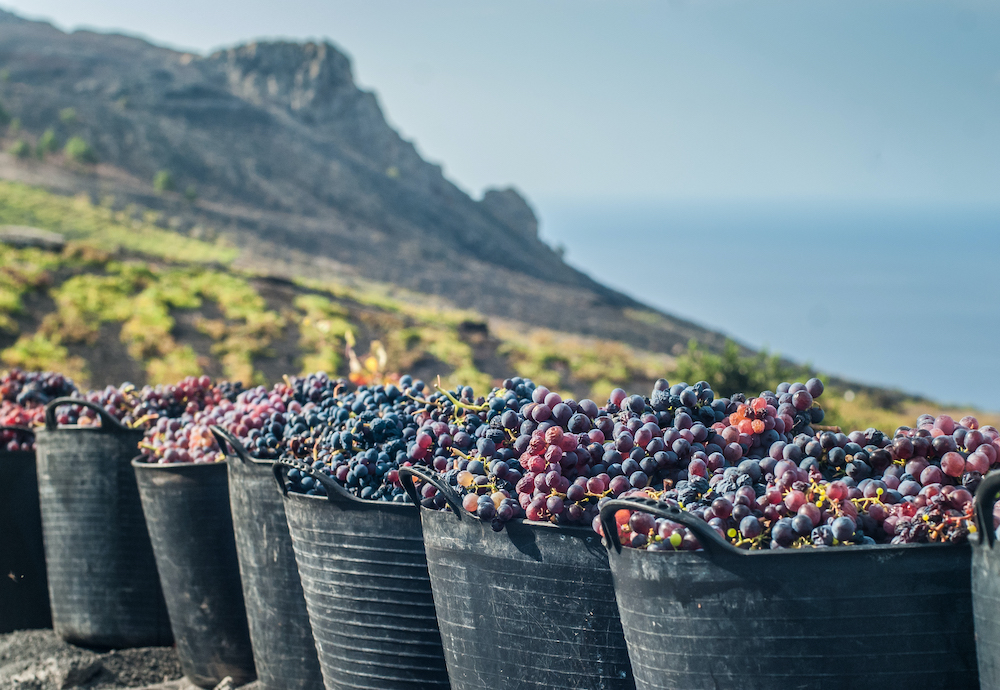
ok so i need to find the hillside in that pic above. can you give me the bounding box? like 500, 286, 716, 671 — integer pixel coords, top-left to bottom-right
0, 8, 726, 358
0, 179, 676, 401
0, 180, 994, 433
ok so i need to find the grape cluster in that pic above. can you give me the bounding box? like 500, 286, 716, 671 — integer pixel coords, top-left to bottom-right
140, 408, 226, 464
279, 374, 488, 501
430, 379, 616, 530
0, 368, 77, 408
137, 379, 245, 464
219, 372, 350, 461
0, 368, 78, 450
0, 398, 40, 452
141, 373, 371, 465
282, 381, 417, 500
50, 375, 225, 431
886, 414, 997, 544
891, 490, 974, 544
0, 423, 33, 452
215, 379, 246, 403
418, 378, 733, 532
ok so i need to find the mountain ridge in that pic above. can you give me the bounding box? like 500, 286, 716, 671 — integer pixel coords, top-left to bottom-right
0, 7, 728, 357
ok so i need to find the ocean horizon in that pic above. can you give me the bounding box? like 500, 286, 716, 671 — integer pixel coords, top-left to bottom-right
537, 198, 1000, 412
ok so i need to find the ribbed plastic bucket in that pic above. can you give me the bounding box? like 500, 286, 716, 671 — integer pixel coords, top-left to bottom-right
34, 398, 171, 648
275, 460, 450, 690
0, 426, 50, 632
212, 427, 323, 690
973, 470, 1000, 689
400, 466, 634, 690
599, 496, 978, 690
133, 458, 255, 688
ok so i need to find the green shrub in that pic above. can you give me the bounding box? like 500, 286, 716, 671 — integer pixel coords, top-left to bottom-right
59, 107, 77, 125
153, 170, 175, 192
1, 332, 89, 385
8, 139, 29, 158
8, 117, 20, 133
64, 136, 97, 164
36, 129, 58, 157
184, 184, 197, 202
0, 100, 9, 125
672, 339, 809, 398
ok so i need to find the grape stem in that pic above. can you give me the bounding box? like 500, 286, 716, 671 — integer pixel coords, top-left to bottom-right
405, 393, 435, 406
130, 413, 159, 429
434, 383, 488, 412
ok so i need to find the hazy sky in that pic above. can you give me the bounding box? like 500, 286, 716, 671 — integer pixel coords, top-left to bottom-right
4, 0, 999, 205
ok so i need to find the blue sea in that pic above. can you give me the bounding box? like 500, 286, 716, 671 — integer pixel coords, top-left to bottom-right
536, 199, 1000, 412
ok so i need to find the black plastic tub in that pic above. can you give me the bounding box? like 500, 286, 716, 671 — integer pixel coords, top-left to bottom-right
400, 466, 634, 690
599, 496, 978, 690
275, 460, 450, 690
34, 398, 171, 648
0, 426, 50, 632
973, 470, 1000, 689
211, 426, 323, 690
133, 457, 256, 688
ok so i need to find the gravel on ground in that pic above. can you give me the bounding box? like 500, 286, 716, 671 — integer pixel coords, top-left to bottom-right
0, 630, 258, 690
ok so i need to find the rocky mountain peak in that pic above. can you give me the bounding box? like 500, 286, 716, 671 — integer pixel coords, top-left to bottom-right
198, 38, 436, 192
204, 41, 355, 117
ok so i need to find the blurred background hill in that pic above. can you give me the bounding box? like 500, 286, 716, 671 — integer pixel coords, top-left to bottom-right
0, 8, 724, 356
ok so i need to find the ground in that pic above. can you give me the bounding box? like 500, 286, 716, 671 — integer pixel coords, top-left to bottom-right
0, 630, 258, 690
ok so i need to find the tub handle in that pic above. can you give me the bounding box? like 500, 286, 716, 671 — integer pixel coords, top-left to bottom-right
599, 496, 743, 557
975, 470, 1000, 547
44, 397, 130, 432
272, 455, 371, 504
398, 465, 464, 516
209, 425, 253, 464
272, 459, 291, 495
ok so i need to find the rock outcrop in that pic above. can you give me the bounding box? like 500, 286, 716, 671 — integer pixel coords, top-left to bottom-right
480, 188, 539, 244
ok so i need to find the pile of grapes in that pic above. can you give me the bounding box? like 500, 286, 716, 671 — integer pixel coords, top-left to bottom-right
45, 375, 235, 432
603, 392, 999, 550
400, 377, 744, 532
277, 374, 508, 503
393, 375, 999, 549
223, 373, 343, 461
0, 368, 77, 451
3, 363, 998, 549
0, 370, 245, 457
137, 376, 245, 464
